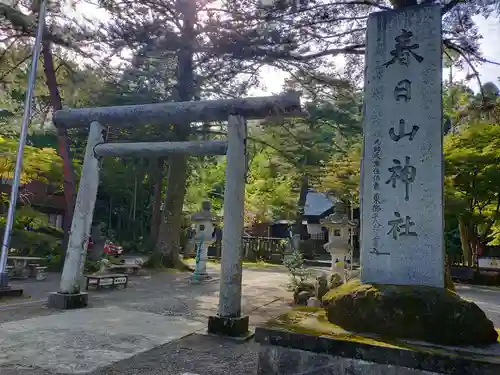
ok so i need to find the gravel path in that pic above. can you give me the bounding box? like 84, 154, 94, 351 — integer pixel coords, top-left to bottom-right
0, 334, 259, 375
89, 333, 259, 375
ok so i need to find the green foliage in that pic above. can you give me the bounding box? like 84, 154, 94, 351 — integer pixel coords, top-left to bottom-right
445, 227, 462, 259
185, 146, 298, 227
185, 158, 227, 214
258, 98, 362, 183
0, 136, 64, 185
444, 121, 500, 246
0, 207, 63, 268
245, 150, 297, 225
283, 248, 313, 291
320, 142, 362, 203
84, 259, 101, 274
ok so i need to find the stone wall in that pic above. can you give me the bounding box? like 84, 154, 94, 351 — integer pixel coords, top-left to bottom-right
258, 345, 440, 375
255, 326, 500, 375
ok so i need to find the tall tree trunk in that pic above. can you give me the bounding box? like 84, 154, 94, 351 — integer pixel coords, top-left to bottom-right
458, 216, 471, 266
41, 40, 77, 251
156, 153, 191, 269
150, 157, 165, 245
468, 224, 478, 267
292, 174, 309, 251
154, 0, 195, 269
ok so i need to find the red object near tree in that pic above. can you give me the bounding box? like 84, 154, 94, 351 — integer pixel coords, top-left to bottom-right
477, 242, 485, 257
103, 242, 123, 255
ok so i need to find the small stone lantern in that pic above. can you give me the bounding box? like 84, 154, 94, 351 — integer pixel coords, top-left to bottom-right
320, 202, 358, 281
190, 201, 218, 281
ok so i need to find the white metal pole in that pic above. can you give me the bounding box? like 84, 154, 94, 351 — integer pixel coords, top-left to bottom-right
0, 0, 48, 288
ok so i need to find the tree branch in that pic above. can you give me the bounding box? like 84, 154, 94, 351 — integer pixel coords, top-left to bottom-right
0, 3, 84, 53
442, 0, 465, 15
443, 40, 485, 101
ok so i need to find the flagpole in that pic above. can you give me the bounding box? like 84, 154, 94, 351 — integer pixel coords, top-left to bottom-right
0, 0, 48, 290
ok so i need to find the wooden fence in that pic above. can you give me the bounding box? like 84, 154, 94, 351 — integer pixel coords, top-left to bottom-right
242, 236, 287, 263
202, 236, 287, 264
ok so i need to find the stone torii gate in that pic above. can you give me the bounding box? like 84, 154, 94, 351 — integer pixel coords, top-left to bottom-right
47, 93, 302, 338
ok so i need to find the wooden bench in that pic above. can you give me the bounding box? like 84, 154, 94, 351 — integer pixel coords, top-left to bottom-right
107, 263, 142, 274
84, 274, 128, 290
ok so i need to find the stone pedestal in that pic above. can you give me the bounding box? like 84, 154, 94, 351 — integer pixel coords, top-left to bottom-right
189, 201, 219, 282
192, 241, 211, 281
47, 292, 88, 310
207, 315, 252, 339
256, 326, 500, 375
0, 272, 23, 297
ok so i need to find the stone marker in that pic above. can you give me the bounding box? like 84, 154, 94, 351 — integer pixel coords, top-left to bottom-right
360, 4, 444, 288
190, 201, 218, 282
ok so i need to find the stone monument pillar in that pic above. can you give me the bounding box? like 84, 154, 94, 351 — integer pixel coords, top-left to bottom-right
320, 202, 358, 282
360, 4, 444, 288
190, 201, 218, 282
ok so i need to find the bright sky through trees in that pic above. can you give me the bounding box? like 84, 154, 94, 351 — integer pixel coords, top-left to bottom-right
71, 1, 500, 96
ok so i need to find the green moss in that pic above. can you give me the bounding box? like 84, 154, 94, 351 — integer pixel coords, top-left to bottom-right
266, 308, 408, 349
184, 258, 279, 269
321, 280, 498, 346
265, 307, 500, 362
242, 260, 280, 268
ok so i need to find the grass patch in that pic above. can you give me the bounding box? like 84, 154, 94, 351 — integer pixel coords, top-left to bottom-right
148, 267, 183, 274
184, 258, 280, 269
0, 294, 32, 304
242, 260, 281, 268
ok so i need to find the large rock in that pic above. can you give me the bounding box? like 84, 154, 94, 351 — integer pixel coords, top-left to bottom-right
314, 274, 329, 301
293, 282, 315, 306
322, 280, 498, 346
329, 272, 343, 289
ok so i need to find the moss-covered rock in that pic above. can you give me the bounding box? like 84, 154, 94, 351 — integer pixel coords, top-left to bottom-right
293, 282, 315, 305
322, 280, 498, 346
315, 274, 329, 301
329, 272, 343, 289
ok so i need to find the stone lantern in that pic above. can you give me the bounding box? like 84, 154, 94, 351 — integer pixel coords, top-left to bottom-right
190, 201, 219, 281
320, 202, 358, 281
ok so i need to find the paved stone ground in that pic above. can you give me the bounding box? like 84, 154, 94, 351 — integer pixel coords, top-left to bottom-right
0, 265, 293, 374
0, 333, 259, 375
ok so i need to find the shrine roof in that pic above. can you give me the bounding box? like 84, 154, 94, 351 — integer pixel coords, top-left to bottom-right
304, 191, 338, 217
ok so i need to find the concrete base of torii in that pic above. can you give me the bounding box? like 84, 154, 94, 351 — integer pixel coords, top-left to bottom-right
48, 292, 89, 310
0, 272, 23, 297
207, 315, 253, 340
